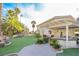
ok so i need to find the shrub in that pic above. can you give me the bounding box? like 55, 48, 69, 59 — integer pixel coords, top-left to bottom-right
36, 39, 43, 44
34, 33, 44, 44
50, 39, 58, 46
34, 33, 41, 40
43, 35, 49, 43
50, 39, 61, 49
53, 44, 61, 49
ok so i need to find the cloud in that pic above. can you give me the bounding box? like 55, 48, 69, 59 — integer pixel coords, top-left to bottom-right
18, 3, 79, 31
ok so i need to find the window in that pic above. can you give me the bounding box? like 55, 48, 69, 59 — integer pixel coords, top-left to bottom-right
60, 32, 63, 37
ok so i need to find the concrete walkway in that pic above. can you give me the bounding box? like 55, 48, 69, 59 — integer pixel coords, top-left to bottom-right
18, 44, 57, 56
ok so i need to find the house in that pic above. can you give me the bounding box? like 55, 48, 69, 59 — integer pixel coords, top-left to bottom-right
37, 15, 79, 48
37, 15, 79, 38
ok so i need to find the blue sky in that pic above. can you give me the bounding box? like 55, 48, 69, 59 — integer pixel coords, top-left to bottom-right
3, 3, 44, 17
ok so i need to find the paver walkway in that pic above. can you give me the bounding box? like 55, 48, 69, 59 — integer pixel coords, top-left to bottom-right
18, 44, 57, 56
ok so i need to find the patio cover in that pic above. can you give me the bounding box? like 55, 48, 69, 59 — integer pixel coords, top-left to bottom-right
37, 15, 76, 48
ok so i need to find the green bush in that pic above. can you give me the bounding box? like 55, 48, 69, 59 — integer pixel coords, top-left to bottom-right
50, 39, 61, 49
34, 33, 44, 44
50, 39, 58, 45
36, 39, 44, 44
43, 35, 48, 43
34, 33, 41, 40
53, 44, 61, 49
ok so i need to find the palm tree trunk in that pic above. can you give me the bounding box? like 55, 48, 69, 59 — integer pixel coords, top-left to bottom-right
0, 3, 2, 35
33, 27, 34, 32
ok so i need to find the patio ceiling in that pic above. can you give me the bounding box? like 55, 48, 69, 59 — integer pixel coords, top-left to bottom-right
49, 18, 74, 28
48, 18, 75, 28
49, 24, 79, 29
37, 15, 75, 29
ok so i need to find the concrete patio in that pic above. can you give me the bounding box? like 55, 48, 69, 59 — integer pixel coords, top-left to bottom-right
18, 44, 57, 56
58, 40, 79, 48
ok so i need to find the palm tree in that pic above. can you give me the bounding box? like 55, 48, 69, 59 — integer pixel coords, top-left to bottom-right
0, 3, 2, 35
31, 20, 36, 32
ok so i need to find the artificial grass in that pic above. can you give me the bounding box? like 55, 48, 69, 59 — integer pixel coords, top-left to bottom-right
0, 36, 37, 56
57, 48, 79, 56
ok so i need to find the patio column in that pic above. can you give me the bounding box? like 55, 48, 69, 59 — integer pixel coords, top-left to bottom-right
66, 24, 69, 48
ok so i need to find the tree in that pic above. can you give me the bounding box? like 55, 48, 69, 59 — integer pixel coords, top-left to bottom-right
31, 20, 36, 32
15, 8, 20, 15
0, 3, 2, 35
2, 8, 24, 36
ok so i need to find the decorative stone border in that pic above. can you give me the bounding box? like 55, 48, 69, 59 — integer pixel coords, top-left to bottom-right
4, 53, 18, 56
56, 49, 63, 53
5, 42, 12, 46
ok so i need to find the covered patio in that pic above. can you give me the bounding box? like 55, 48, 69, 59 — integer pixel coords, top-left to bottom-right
37, 15, 79, 48
49, 17, 76, 48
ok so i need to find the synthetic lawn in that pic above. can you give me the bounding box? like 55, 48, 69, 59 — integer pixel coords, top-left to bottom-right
57, 48, 79, 56
0, 36, 37, 56
1, 36, 79, 56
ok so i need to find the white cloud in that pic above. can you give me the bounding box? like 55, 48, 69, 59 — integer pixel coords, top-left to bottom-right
18, 3, 79, 31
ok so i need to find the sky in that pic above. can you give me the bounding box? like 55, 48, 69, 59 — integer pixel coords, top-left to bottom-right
2, 3, 79, 31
